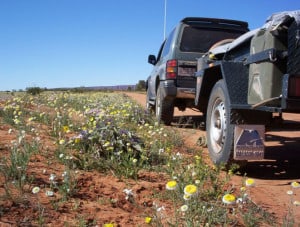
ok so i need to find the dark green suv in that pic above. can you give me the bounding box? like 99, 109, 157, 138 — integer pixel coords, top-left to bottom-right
146, 17, 249, 125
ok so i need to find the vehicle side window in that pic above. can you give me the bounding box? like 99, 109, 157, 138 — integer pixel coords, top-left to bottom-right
161, 28, 175, 59
156, 41, 166, 63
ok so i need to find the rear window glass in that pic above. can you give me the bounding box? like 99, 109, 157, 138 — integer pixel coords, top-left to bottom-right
180, 26, 245, 53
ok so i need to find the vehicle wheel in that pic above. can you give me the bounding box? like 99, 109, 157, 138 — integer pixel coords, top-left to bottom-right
206, 80, 234, 165
146, 88, 155, 113
155, 86, 174, 125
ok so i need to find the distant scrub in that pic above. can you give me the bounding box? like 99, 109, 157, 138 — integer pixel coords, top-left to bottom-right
26, 86, 44, 95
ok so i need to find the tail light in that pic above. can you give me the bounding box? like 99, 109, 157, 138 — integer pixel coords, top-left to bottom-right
166, 59, 177, 79
288, 75, 300, 97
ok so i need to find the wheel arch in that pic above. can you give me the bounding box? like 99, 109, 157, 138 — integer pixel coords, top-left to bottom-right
196, 65, 223, 112
155, 76, 160, 94
197, 62, 249, 112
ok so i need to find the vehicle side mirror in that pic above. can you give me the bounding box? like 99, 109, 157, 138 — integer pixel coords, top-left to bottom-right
148, 55, 157, 65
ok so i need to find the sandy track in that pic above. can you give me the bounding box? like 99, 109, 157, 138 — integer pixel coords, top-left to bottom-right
125, 91, 300, 224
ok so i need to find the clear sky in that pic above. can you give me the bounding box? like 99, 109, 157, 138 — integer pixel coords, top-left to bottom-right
0, 1, 299, 91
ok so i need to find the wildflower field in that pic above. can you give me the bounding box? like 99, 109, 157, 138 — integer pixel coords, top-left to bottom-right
0, 91, 300, 226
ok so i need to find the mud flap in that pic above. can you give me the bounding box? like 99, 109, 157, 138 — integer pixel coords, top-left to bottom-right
234, 125, 265, 160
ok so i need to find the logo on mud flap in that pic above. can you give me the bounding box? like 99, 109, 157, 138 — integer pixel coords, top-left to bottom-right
234, 125, 265, 160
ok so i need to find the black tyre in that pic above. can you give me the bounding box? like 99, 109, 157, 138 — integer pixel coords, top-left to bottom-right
206, 80, 234, 165
155, 86, 174, 125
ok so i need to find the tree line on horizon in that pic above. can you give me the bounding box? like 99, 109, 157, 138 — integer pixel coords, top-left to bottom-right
4, 80, 147, 95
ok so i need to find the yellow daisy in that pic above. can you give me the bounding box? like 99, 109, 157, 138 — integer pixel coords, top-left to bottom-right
63, 126, 70, 133
145, 217, 152, 224
59, 139, 65, 145
291, 181, 300, 189
166, 180, 177, 190
240, 186, 246, 192
183, 194, 191, 201
222, 193, 236, 205
245, 178, 255, 187
293, 201, 300, 206
184, 184, 198, 196
103, 224, 114, 227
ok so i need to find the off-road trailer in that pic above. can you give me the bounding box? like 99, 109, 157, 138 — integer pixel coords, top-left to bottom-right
194, 11, 300, 165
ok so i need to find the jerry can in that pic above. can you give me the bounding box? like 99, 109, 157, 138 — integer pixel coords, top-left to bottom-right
248, 28, 287, 104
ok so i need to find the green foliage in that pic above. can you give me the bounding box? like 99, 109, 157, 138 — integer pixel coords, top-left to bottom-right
0, 131, 39, 200
135, 80, 146, 91
26, 86, 43, 95
66, 94, 171, 178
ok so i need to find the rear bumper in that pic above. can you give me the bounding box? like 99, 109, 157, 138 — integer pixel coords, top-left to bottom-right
160, 80, 195, 99
177, 87, 195, 99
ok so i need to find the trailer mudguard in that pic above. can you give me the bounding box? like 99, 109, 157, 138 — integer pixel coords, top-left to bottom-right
220, 61, 249, 106
195, 61, 250, 111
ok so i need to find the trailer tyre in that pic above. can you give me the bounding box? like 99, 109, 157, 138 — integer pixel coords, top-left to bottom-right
156, 86, 174, 125
206, 80, 234, 165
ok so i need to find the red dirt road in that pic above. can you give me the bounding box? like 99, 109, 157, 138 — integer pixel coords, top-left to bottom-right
125, 92, 300, 225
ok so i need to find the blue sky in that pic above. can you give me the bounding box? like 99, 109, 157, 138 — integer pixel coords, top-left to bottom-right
0, 1, 299, 91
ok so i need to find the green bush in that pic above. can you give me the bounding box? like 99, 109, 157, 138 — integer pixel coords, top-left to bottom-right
26, 86, 43, 95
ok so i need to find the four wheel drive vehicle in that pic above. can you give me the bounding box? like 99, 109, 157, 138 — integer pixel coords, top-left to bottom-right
146, 17, 249, 125
194, 10, 300, 165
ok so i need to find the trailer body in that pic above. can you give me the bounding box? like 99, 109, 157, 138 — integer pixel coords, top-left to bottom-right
194, 11, 300, 164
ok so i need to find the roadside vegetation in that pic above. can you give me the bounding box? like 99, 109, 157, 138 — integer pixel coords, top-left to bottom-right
0, 90, 292, 226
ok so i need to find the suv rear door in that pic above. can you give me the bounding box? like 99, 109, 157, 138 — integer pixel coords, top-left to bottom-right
175, 20, 249, 92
